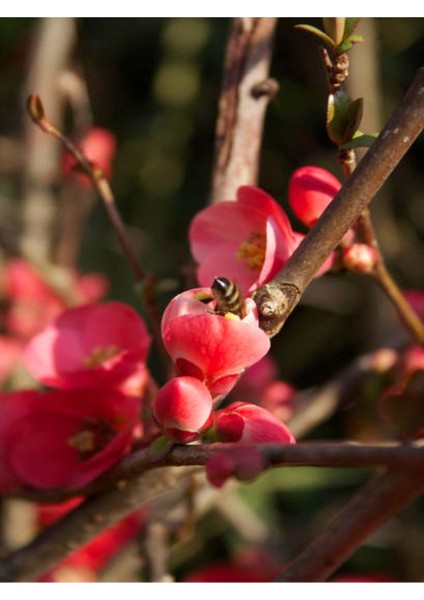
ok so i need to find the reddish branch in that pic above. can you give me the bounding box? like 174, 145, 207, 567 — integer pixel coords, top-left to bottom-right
253, 66, 424, 338
211, 17, 278, 203
276, 467, 424, 581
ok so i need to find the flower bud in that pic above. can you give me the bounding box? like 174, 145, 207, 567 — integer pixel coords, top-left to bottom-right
342, 243, 377, 273
152, 376, 213, 443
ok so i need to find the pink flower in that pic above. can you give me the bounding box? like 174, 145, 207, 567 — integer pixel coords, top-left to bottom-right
214, 402, 296, 444
24, 302, 151, 390
63, 127, 116, 185
161, 288, 270, 396
152, 376, 213, 443
288, 166, 342, 228
189, 186, 304, 294
0, 387, 141, 491
2, 259, 108, 339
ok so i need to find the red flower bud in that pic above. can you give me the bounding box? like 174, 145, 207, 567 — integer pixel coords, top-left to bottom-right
214, 402, 296, 444
152, 377, 213, 443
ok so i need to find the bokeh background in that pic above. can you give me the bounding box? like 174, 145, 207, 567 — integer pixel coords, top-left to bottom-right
0, 17, 423, 581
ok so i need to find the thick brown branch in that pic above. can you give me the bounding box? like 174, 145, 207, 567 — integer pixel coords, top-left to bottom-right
254, 66, 424, 337
211, 17, 278, 203
276, 467, 424, 581
0, 467, 197, 582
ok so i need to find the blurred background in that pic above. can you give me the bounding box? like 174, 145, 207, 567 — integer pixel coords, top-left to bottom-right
0, 18, 423, 581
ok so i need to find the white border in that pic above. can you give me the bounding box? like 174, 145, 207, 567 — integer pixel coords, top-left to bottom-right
2, 3, 424, 18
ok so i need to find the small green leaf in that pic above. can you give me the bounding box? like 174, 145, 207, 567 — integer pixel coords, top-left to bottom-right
295, 24, 336, 48
343, 18, 361, 39
338, 34, 364, 53
327, 92, 364, 145
323, 18, 345, 46
341, 132, 378, 149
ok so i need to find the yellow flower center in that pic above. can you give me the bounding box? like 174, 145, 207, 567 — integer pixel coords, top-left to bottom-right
235, 231, 266, 270
67, 418, 118, 460
83, 345, 119, 369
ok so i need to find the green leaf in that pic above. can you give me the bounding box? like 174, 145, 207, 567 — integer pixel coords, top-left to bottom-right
323, 18, 345, 46
295, 24, 336, 48
343, 18, 361, 39
338, 33, 364, 53
327, 92, 364, 145
341, 132, 378, 149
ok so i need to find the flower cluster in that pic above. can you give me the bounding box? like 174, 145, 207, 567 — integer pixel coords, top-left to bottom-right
0, 301, 152, 492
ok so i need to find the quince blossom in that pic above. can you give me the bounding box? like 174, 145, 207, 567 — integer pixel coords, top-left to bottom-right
189, 186, 304, 295
24, 302, 151, 391
0, 387, 141, 491
161, 287, 270, 396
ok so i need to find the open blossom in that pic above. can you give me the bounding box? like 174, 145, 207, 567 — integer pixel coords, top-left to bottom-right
0, 388, 141, 491
189, 186, 304, 295
24, 302, 151, 390
2, 258, 108, 340
152, 376, 213, 443
161, 288, 270, 396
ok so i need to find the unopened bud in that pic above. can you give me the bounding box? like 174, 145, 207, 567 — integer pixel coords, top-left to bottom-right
27, 94, 45, 123
342, 243, 378, 273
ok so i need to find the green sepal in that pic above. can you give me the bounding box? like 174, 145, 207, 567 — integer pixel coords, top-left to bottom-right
341, 131, 378, 149
327, 91, 364, 145
295, 24, 336, 48
343, 18, 361, 39
323, 18, 345, 46
338, 33, 364, 53
146, 435, 173, 459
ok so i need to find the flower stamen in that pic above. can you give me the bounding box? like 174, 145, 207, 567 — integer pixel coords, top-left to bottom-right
83, 345, 119, 369
235, 231, 266, 270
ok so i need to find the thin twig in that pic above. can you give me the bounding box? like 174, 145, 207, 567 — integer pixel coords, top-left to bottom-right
26, 95, 171, 373
253, 66, 424, 337
12, 440, 424, 504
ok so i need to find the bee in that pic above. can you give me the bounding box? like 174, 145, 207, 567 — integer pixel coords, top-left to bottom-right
211, 276, 246, 319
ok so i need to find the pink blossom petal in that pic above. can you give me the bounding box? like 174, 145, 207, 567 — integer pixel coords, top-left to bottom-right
163, 313, 270, 384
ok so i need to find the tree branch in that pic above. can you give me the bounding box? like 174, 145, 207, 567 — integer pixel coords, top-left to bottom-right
254, 66, 424, 337
276, 467, 424, 581
12, 440, 424, 504
0, 467, 197, 582
211, 17, 278, 203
